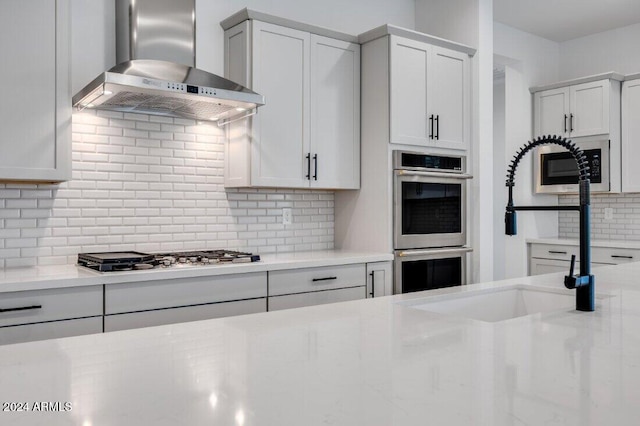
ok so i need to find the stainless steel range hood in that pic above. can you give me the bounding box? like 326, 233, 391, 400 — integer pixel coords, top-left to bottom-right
72, 0, 264, 125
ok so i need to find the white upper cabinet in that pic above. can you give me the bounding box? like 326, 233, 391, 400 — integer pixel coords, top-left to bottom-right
390, 36, 470, 150
570, 80, 610, 137
533, 78, 618, 139
222, 12, 360, 189
0, 0, 71, 182
310, 35, 360, 189
251, 21, 311, 188
622, 77, 640, 192
534, 87, 570, 137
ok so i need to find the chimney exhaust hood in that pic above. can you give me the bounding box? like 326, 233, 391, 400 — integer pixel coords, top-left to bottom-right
72, 0, 264, 125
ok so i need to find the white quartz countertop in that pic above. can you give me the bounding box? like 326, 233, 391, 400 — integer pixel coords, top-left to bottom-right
0, 250, 394, 293
527, 237, 640, 249
1, 261, 640, 425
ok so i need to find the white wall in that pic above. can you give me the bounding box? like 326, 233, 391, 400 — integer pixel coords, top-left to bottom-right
493, 23, 561, 278
415, 0, 494, 283
415, 0, 479, 48
492, 74, 505, 280
71, 0, 115, 94
559, 22, 640, 80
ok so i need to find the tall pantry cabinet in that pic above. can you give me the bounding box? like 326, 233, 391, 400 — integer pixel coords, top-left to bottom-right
221, 10, 360, 189
335, 25, 475, 253
0, 0, 71, 182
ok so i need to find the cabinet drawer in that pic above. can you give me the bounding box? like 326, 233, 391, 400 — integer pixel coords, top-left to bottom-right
269, 286, 365, 311
530, 244, 578, 261
592, 247, 640, 264
105, 272, 267, 314
105, 298, 266, 332
0, 317, 102, 346
0, 286, 102, 328
269, 264, 365, 296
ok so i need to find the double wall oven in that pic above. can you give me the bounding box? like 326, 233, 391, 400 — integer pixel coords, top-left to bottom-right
393, 151, 472, 294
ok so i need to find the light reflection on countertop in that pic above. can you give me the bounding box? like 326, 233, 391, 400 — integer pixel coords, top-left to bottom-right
1, 262, 640, 424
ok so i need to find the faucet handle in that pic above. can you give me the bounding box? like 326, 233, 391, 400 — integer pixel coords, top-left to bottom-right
568, 254, 576, 276
564, 255, 577, 289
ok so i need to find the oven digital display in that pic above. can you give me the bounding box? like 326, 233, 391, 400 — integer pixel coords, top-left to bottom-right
401, 153, 462, 171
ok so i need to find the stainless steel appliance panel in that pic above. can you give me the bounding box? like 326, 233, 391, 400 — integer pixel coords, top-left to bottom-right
394, 247, 472, 294
394, 170, 468, 249
534, 138, 610, 193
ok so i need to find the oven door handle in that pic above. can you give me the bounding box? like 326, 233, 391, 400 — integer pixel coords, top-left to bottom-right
395, 170, 473, 179
397, 247, 473, 257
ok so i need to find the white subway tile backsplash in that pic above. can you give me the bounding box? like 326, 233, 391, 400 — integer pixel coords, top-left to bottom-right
559, 193, 640, 240
0, 111, 334, 266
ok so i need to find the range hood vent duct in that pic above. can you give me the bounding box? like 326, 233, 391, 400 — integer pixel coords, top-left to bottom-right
72, 0, 264, 125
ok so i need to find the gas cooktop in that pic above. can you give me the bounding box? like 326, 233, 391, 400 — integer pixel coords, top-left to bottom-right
77, 250, 260, 272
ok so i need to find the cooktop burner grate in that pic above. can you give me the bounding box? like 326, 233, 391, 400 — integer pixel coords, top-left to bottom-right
77, 250, 260, 272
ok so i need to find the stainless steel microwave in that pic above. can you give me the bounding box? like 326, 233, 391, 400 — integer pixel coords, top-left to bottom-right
534, 139, 610, 193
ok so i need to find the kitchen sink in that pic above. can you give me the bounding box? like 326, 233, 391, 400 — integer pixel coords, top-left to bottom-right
398, 284, 581, 322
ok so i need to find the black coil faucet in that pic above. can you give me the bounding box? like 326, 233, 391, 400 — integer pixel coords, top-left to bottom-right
505, 135, 595, 311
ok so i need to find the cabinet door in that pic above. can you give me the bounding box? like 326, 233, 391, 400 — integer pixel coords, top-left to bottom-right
310, 35, 360, 189
622, 79, 640, 192
0, 0, 70, 182
534, 87, 570, 137
104, 298, 266, 332
570, 80, 609, 137
0, 317, 102, 346
366, 261, 393, 298
268, 286, 365, 311
429, 47, 469, 150
529, 258, 575, 276
251, 21, 310, 187
390, 36, 430, 146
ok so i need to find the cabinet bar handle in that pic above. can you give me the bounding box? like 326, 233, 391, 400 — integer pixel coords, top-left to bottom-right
569, 113, 574, 132
548, 250, 568, 255
429, 114, 434, 139
564, 114, 568, 133
305, 153, 311, 180
0, 305, 42, 313
435, 115, 440, 140
313, 154, 318, 181
369, 271, 375, 297
611, 255, 634, 259
312, 276, 337, 282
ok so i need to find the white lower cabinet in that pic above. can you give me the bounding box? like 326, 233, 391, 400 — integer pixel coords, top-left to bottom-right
268, 264, 367, 311
104, 272, 267, 332
0, 286, 103, 345
269, 287, 364, 311
528, 242, 638, 276
105, 299, 265, 332
0, 317, 102, 346
366, 261, 393, 298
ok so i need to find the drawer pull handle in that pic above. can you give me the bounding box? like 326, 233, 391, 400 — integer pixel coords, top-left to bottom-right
548, 250, 568, 255
312, 277, 337, 282
611, 255, 634, 259
0, 305, 42, 313
369, 271, 375, 297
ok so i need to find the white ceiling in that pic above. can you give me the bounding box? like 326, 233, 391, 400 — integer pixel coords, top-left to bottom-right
494, 0, 640, 42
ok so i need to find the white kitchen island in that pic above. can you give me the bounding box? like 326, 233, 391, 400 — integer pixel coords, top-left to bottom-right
1, 262, 639, 425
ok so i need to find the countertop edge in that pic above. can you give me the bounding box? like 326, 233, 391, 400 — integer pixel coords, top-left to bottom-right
0, 251, 394, 293
526, 237, 640, 249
